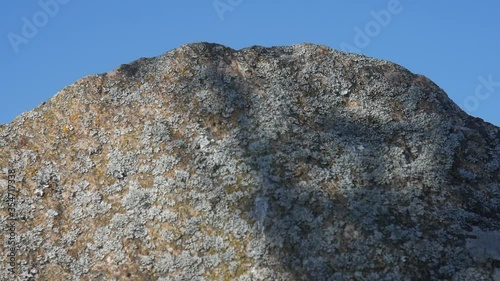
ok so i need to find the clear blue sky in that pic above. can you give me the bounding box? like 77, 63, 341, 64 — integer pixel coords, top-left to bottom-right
1, 1, 499, 126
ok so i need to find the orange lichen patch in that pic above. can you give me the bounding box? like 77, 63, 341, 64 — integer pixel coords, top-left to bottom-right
70, 112, 80, 121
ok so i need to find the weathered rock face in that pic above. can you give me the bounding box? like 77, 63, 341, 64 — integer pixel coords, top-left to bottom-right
1, 43, 499, 280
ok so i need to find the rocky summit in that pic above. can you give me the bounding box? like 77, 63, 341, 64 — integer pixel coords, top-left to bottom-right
1, 43, 499, 281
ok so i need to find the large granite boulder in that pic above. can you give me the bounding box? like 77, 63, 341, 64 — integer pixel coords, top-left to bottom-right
1, 43, 499, 280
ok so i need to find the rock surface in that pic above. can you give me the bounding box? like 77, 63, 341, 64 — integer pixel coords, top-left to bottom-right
1, 43, 499, 280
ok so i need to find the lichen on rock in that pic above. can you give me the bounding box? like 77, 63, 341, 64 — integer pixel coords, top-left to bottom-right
0, 42, 499, 280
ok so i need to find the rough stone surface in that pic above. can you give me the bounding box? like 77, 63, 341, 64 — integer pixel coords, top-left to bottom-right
1, 43, 499, 280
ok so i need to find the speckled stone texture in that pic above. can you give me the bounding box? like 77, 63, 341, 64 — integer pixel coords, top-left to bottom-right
1, 43, 499, 280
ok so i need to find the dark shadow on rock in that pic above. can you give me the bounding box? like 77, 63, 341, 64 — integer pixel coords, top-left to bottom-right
189, 43, 499, 280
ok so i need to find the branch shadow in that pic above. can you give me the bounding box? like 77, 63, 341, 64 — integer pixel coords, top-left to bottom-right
184, 43, 487, 280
